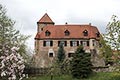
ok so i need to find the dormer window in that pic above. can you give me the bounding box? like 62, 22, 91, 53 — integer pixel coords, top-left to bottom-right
83, 30, 88, 36
64, 30, 70, 36
45, 30, 50, 36
96, 32, 100, 37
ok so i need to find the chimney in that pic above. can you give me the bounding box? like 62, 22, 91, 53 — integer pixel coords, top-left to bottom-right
89, 23, 91, 26
65, 22, 68, 25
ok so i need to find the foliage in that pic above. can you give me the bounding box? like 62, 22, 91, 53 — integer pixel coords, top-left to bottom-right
23, 72, 120, 80
103, 15, 120, 64
57, 43, 65, 63
70, 46, 92, 79
105, 15, 120, 51
0, 4, 30, 80
0, 4, 30, 62
0, 46, 25, 80
99, 35, 113, 65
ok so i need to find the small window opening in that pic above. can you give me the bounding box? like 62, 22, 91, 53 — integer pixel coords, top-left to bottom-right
68, 53, 74, 57
96, 32, 100, 37
64, 30, 70, 36
45, 30, 51, 36
83, 30, 88, 36
49, 53, 53, 57
41, 28, 43, 31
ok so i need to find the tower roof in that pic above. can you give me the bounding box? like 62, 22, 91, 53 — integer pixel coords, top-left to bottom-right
38, 13, 54, 24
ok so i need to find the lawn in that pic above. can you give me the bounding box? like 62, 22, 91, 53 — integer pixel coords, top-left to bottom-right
24, 72, 120, 80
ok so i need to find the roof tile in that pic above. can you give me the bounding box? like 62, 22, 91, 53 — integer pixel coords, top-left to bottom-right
35, 24, 100, 39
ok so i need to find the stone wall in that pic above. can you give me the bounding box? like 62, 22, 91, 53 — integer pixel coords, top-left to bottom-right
34, 39, 101, 68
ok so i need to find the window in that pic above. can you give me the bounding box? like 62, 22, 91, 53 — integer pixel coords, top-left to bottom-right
70, 41, 79, 47
80, 41, 83, 46
49, 53, 53, 57
68, 53, 74, 57
58, 41, 67, 46
87, 41, 89, 46
45, 30, 50, 36
43, 40, 53, 47
64, 30, 70, 36
41, 28, 43, 31
96, 32, 100, 37
83, 30, 88, 36
83, 41, 87, 46
92, 40, 95, 46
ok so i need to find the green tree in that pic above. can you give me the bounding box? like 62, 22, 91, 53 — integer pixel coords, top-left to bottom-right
105, 15, 120, 51
0, 4, 29, 79
99, 35, 113, 65
71, 46, 92, 79
49, 43, 66, 78
57, 43, 65, 63
104, 15, 120, 64
0, 4, 30, 64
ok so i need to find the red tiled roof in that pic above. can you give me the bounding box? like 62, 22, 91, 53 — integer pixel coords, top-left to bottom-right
38, 13, 54, 23
35, 24, 100, 39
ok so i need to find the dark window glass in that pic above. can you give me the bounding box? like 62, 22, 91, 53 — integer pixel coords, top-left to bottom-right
96, 32, 100, 37
64, 30, 70, 36
68, 53, 74, 57
41, 28, 43, 31
49, 53, 53, 57
93, 40, 95, 46
45, 30, 51, 36
83, 30, 88, 36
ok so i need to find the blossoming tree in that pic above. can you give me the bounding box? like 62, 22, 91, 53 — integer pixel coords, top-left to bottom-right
0, 45, 25, 80
0, 4, 29, 80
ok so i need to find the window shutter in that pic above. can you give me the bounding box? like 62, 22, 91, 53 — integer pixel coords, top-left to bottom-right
50, 41, 53, 46
77, 41, 79, 46
43, 41, 46, 46
87, 41, 89, 46
58, 41, 60, 46
64, 41, 67, 46
80, 41, 83, 46
70, 41, 73, 46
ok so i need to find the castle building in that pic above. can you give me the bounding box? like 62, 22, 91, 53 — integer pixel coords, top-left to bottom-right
34, 13, 100, 67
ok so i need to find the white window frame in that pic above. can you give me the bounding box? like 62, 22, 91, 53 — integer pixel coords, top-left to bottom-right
72, 41, 77, 46
46, 40, 51, 46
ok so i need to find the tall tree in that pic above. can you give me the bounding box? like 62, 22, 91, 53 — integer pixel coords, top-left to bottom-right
105, 15, 120, 51
71, 46, 92, 79
0, 4, 29, 80
57, 42, 65, 63
99, 35, 113, 65
0, 4, 30, 60
51, 42, 66, 75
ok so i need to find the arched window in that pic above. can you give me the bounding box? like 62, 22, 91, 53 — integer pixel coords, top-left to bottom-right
64, 30, 70, 36
45, 30, 51, 36
83, 30, 88, 36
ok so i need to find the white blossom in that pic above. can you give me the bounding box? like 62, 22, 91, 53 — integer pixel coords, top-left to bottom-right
1, 71, 6, 76
0, 46, 26, 80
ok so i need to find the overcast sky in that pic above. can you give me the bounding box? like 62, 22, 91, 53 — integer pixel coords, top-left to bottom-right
0, 0, 120, 51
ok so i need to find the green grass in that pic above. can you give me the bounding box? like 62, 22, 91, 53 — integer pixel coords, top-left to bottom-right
24, 72, 120, 80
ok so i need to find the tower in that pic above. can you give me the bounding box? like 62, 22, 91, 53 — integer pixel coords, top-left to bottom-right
35, 13, 54, 54
37, 13, 54, 32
